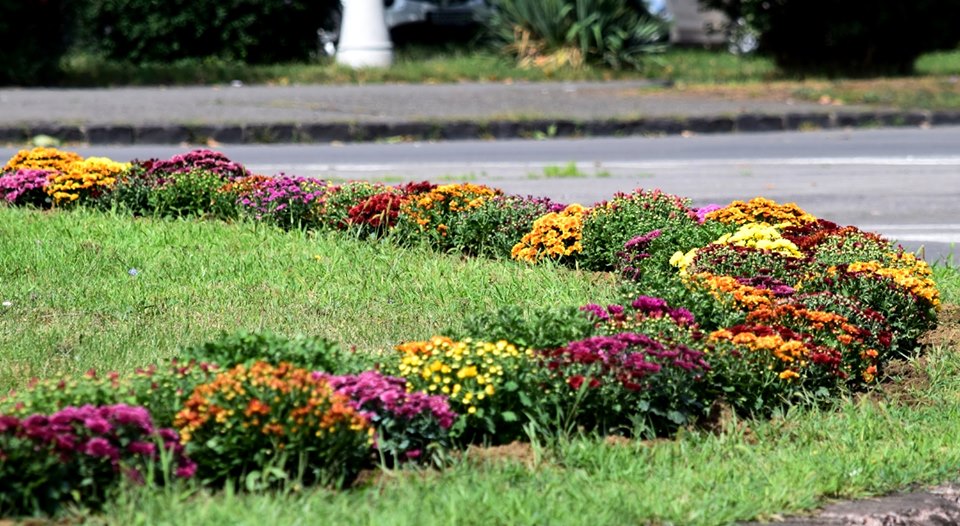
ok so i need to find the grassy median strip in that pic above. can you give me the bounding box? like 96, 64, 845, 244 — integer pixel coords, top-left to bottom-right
0, 206, 618, 392
2, 203, 956, 525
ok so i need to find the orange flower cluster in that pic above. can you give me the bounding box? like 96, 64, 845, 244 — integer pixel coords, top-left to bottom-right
747, 303, 880, 382
45, 157, 128, 205
705, 197, 817, 227
402, 183, 500, 232
219, 174, 274, 195
174, 361, 371, 446
691, 272, 776, 311
846, 258, 940, 310
511, 203, 588, 263
2, 147, 82, 174
709, 326, 810, 380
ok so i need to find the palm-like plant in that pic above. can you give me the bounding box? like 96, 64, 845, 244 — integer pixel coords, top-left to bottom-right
485, 0, 667, 70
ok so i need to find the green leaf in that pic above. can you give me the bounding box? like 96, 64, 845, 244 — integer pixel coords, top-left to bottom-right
501, 411, 519, 423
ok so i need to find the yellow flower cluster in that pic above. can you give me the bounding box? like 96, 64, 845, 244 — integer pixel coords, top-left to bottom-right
713, 223, 804, 258
2, 147, 82, 174
670, 222, 802, 275
705, 197, 817, 227
511, 203, 588, 263
846, 258, 940, 309
394, 336, 533, 416
45, 157, 128, 205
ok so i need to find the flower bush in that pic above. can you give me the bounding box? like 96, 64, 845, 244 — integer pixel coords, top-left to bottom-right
174, 361, 373, 486
0, 404, 193, 515
232, 174, 330, 229
395, 183, 501, 249
704, 197, 818, 227
2, 147, 81, 175
0, 147, 947, 512
390, 336, 538, 443
579, 188, 702, 271
511, 203, 589, 263
143, 149, 249, 180
540, 332, 710, 436
0, 169, 50, 207
318, 371, 456, 465
347, 189, 406, 237
45, 157, 128, 206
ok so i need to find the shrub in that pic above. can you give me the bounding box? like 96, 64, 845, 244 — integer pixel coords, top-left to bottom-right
698, 0, 960, 75
147, 169, 238, 218
319, 371, 457, 466
0, 362, 220, 430
389, 337, 539, 444
446, 194, 566, 259
0, 405, 194, 516
318, 181, 390, 232
0, 0, 73, 85
450, 304, 598, 350
177, 330, 367, 373
74, 0, 341, 64
485, 0, 666, 71
579, 188, 704, 271
174, 361, 373, 487
94, 161, 164, 215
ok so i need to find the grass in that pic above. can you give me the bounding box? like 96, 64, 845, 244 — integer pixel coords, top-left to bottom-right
2, 205, 959, 525
55, 46, 960, 113
0, 206, 618, 392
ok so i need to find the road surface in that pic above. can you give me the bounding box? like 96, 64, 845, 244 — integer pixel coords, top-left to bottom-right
3, 126, 957, 262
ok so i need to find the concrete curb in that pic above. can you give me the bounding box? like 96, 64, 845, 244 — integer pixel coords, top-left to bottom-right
3, 110, 959, 145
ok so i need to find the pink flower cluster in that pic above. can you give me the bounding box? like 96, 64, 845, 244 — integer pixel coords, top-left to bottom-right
144, 149, 248, 180
580, 295, 696, 327
546, 333, 709, 392
0, 404, 196, 479
0, 169, 50, 205
319, 370, 456, 429
236, 175, 328, 222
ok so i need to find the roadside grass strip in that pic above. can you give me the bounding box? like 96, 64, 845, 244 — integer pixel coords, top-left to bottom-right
0, 147, 955, 523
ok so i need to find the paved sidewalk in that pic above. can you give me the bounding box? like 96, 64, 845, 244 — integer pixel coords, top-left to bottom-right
2, 81, 958, 145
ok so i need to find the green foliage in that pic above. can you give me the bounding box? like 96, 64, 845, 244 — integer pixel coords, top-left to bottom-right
95, 163, 160, 215
177, 330, 370, 373
0, 0, 73, 85
485, 0, 666, 70
699, 0, 960, 76
449, 305, 598, 350
579, 189, 706, 272
147, 170, 238, 219
73, 0, 341, 64
445, 195, 562, 259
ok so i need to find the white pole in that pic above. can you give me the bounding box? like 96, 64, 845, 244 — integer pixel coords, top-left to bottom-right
336, 0, 394, 68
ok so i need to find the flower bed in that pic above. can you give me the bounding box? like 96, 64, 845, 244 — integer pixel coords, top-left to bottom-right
0, 148, 942, 514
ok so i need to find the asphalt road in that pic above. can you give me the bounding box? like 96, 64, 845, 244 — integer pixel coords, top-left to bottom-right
4, 126, 958, 261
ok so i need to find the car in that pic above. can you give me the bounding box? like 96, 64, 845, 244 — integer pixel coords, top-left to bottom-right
319, 0, 493, 55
